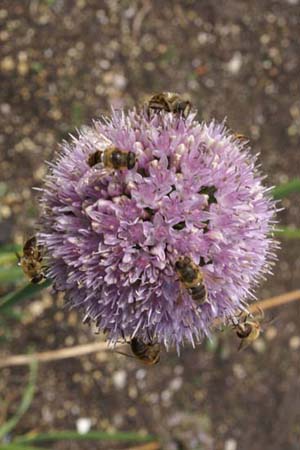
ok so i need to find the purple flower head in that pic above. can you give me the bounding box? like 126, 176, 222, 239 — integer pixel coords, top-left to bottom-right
38, 108, 278, 350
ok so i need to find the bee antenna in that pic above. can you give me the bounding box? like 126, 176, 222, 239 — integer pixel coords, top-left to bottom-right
114, 350, 136, 360
231, 316, 239, 327
120, 329, 130, 344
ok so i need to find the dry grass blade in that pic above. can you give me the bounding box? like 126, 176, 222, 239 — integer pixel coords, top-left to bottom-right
126, 443, 161, 450
250, 289, 300, 313
0, 341, 118, 368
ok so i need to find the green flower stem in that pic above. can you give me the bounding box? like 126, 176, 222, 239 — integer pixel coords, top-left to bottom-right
14, 430, 155, 445
0, 280, 52, 313
274, 227, 300, 239
272, 178, 300, 199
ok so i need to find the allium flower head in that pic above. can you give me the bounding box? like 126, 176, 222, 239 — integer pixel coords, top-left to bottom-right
38, 108, 277, 349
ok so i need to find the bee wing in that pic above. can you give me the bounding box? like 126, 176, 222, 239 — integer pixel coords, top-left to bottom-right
81, 127, 112, 151
114, 350, 136, 360
23, 236, 37, 253
237, 339, 249, 351
251, 305, 264, 320
261, 314, 280, 332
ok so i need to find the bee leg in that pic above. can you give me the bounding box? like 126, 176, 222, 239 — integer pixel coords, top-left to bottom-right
146, 328, 156, 344
15, 252, 21, 265
231, 316, 239, 327
82, 314, 91, 325
242, 313, 250, 323
193, 304, 202, 320
120, 329, 130, 344
236, 309, 245, 319
256, 306, 264, 321
238, 337, 253, 352
237, 339, 246, 351
114, 350, 136, 360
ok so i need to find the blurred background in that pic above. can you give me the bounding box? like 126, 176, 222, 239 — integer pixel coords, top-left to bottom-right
1, 1, 300, 449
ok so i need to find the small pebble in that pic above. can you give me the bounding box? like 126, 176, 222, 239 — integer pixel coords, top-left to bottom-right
289, 336, 300, 350
169, 377, 183, 391
0, 103, 11, 114
161, 389, 172, 403
112, 370, 127, 389
232, 364, 246, 379
76, 417, 92, 434
1, 56, 15, 72
265, 326, 277, 341
224, 438, 237, 450
136, 368, 146, 380
226, 52, 242, 74
252, 338, 266, 353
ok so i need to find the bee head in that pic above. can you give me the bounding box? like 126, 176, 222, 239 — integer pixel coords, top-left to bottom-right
174, 100, 191, 118
175, 256, 191, 271
182, 101, 192, 118
127, 152, 136, 169
175, 258, 185, 271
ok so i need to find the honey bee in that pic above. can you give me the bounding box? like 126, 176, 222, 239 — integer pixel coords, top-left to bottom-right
17, 236, 45, 284
116, 337, 161, 365
130, 337, 161, 365
147, 92, 192, 119
234, 133, 249, 142
231, 308, 264, 350
87, 146, 136, 170
175, 256, 208, 305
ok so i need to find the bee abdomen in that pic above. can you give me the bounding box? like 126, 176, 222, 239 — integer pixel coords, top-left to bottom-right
127, 151, 136, 169
130, 338, 160, 365
149, 96, 170, 112
236, 323, 252, 338
31, 273, 45, 284
131, 338, 150, 358
87, 150, 102, 167
189, 284, 207, 304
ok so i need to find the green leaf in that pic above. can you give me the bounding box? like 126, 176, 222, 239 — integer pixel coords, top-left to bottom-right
0, 444, 46, 450
0, 267, 24, 284
15, 430, 155, 445
0, 360, 38, 440
0, 244, 22, 254
0, 280, 52, 313
0, 308, 23, 320
31, 61, 44, 73
272, 178, 300, 199
0, 316, 12, 341
71, 102, 85, 128
0, 253, 19, 266
205, 334, 219, 353
274, 227, 300, 239
0, 182, 7, 197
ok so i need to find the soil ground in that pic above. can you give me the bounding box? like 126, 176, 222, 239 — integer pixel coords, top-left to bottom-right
1, 1, 300, 449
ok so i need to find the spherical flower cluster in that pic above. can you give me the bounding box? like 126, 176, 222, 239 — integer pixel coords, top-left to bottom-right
38, 108, 277, 349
